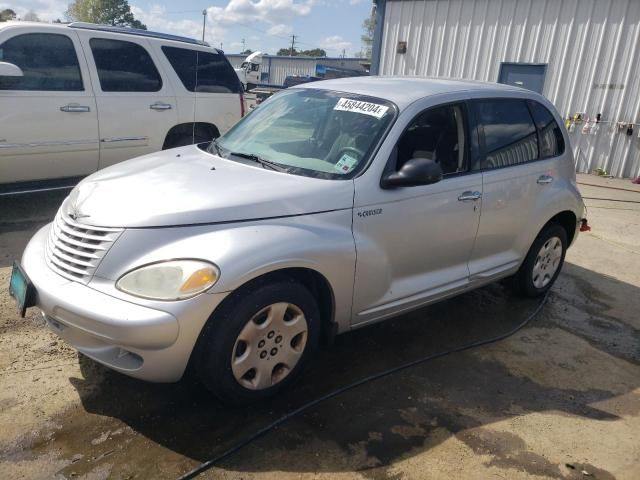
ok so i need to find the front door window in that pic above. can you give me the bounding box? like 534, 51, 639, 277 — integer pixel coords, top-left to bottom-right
394, 104, 466, 176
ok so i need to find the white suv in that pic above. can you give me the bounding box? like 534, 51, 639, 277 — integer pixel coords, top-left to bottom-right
0, 22, 244, 193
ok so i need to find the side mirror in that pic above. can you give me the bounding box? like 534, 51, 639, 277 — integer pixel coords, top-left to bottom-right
0, 62, 23, 77
381, 157, 443, 188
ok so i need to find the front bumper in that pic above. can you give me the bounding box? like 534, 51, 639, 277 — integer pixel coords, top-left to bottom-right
21, 225, 227, 382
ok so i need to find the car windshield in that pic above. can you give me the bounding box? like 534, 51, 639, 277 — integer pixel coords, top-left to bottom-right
211, 88, 396, 179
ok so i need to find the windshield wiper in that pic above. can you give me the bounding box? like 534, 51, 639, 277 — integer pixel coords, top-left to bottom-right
228, 152, 288, 172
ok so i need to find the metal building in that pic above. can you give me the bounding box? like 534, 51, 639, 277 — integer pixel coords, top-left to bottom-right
371, 0, 640, 178
226, 54, 368, 88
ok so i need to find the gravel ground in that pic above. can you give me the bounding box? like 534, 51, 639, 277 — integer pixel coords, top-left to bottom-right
0, 173, 638, 480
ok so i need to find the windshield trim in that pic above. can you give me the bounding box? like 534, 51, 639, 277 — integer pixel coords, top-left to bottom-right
214, 87, 400, 181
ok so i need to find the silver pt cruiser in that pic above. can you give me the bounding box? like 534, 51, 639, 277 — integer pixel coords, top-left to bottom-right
11, 78, 586, 403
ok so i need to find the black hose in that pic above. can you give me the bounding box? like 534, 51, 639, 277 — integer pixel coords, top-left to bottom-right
177, 292, 550, 480
582, 196, 640, 204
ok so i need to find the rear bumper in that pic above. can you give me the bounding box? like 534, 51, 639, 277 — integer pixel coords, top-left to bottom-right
21, 225, 226, 382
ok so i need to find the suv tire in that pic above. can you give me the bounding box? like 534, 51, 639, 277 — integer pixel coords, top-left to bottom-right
511, 223, 568, 298
195, 279, 321, 404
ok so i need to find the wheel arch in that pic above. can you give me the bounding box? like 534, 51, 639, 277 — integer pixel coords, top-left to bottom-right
545, 210, 578, 246
162, 122, 221, 150
210, 267, 337, 345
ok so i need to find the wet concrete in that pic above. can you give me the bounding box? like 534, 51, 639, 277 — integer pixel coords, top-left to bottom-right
1, 174, 639, 479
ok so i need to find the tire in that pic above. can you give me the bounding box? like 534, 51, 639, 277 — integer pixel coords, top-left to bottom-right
511, 223, 568, 298
194, 279, 321, 404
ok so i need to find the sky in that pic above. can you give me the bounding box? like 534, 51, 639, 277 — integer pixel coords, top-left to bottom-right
0, 0, 373, 57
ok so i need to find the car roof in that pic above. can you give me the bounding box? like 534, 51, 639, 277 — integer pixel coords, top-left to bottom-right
0, 21, 216, 50
295, 76, 533, 109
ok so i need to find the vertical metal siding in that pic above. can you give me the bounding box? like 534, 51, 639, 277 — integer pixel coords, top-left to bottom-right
380, 0, 640, 178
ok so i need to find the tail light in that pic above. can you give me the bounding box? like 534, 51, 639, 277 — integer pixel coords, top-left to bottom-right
240, 92, 245, 117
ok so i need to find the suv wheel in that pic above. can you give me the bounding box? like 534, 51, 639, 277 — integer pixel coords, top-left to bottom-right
512, 223, 567, 297
195, 280, 320, 404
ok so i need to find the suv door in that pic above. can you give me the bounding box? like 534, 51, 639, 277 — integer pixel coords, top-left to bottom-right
466, 97, 566, 283
157, 44, 243, 139
352, 102, 482, 326
77, 33, 178, 169
0, 29, 98, 185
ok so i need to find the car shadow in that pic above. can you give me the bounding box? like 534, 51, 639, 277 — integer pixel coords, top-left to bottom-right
0, 190, 67, 268
52, 264, 638, 479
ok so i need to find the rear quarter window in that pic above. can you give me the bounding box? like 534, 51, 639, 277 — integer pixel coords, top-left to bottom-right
528, 100, 565, 158
162, 46, 241, 94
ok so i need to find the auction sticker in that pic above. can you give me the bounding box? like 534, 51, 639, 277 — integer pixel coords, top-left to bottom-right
334, 98, 389, 119
334, 153, 359, 174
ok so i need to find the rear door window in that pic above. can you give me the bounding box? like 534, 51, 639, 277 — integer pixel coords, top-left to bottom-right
528, 101, 565, 158
90, 38, 162, 92
162, 46, 241, 94
0, 33, 83, 91
472, 99, 538, 170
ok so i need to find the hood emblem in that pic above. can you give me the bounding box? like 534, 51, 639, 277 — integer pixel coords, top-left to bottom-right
68, 206, 90, 221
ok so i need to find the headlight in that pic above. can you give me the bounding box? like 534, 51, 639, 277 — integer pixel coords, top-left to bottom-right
116, 260, 219, 300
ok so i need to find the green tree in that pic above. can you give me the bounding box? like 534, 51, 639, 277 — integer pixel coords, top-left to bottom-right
241, 49, 253, 55
299, 48, 326, 57
277, 47, 296, 56
66, 0, 146, 29
276, 47, 327, 57
361, 14, 374, 59
0, 8, 17, 21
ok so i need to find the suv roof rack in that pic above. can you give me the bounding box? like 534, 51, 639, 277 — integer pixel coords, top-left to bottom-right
68, 22, 210, 47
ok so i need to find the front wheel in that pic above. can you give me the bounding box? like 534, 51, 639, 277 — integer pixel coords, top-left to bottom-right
511, 223, 567, 297
194, 280, 320, 404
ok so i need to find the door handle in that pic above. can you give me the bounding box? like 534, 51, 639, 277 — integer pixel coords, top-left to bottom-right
150, 102, 172, 111
537, 175, 554, 184
458, 191, 482, 202
60, 104, 90, 113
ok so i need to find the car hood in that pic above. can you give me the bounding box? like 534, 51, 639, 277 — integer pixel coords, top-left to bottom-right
64, 145, 355, 228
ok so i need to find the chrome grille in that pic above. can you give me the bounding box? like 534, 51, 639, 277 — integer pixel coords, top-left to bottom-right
45, 212, 123, 283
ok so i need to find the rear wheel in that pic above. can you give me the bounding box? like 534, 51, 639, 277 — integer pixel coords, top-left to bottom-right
511, 223, 567, 297
195, 280, 320, 404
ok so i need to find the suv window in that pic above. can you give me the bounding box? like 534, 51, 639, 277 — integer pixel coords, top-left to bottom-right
162, 46, 241, 94
0, 33, 83, 91
528, 101, 565, 158
472, 99, 538, 169
395, 104, 466, 176
90, 38, 162, 92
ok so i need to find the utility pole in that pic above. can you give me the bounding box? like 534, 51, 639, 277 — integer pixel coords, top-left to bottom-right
241, 38, 246, 53
341, 48, 346, 58
289, 34, 297, 56
201, 9, 206, 42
